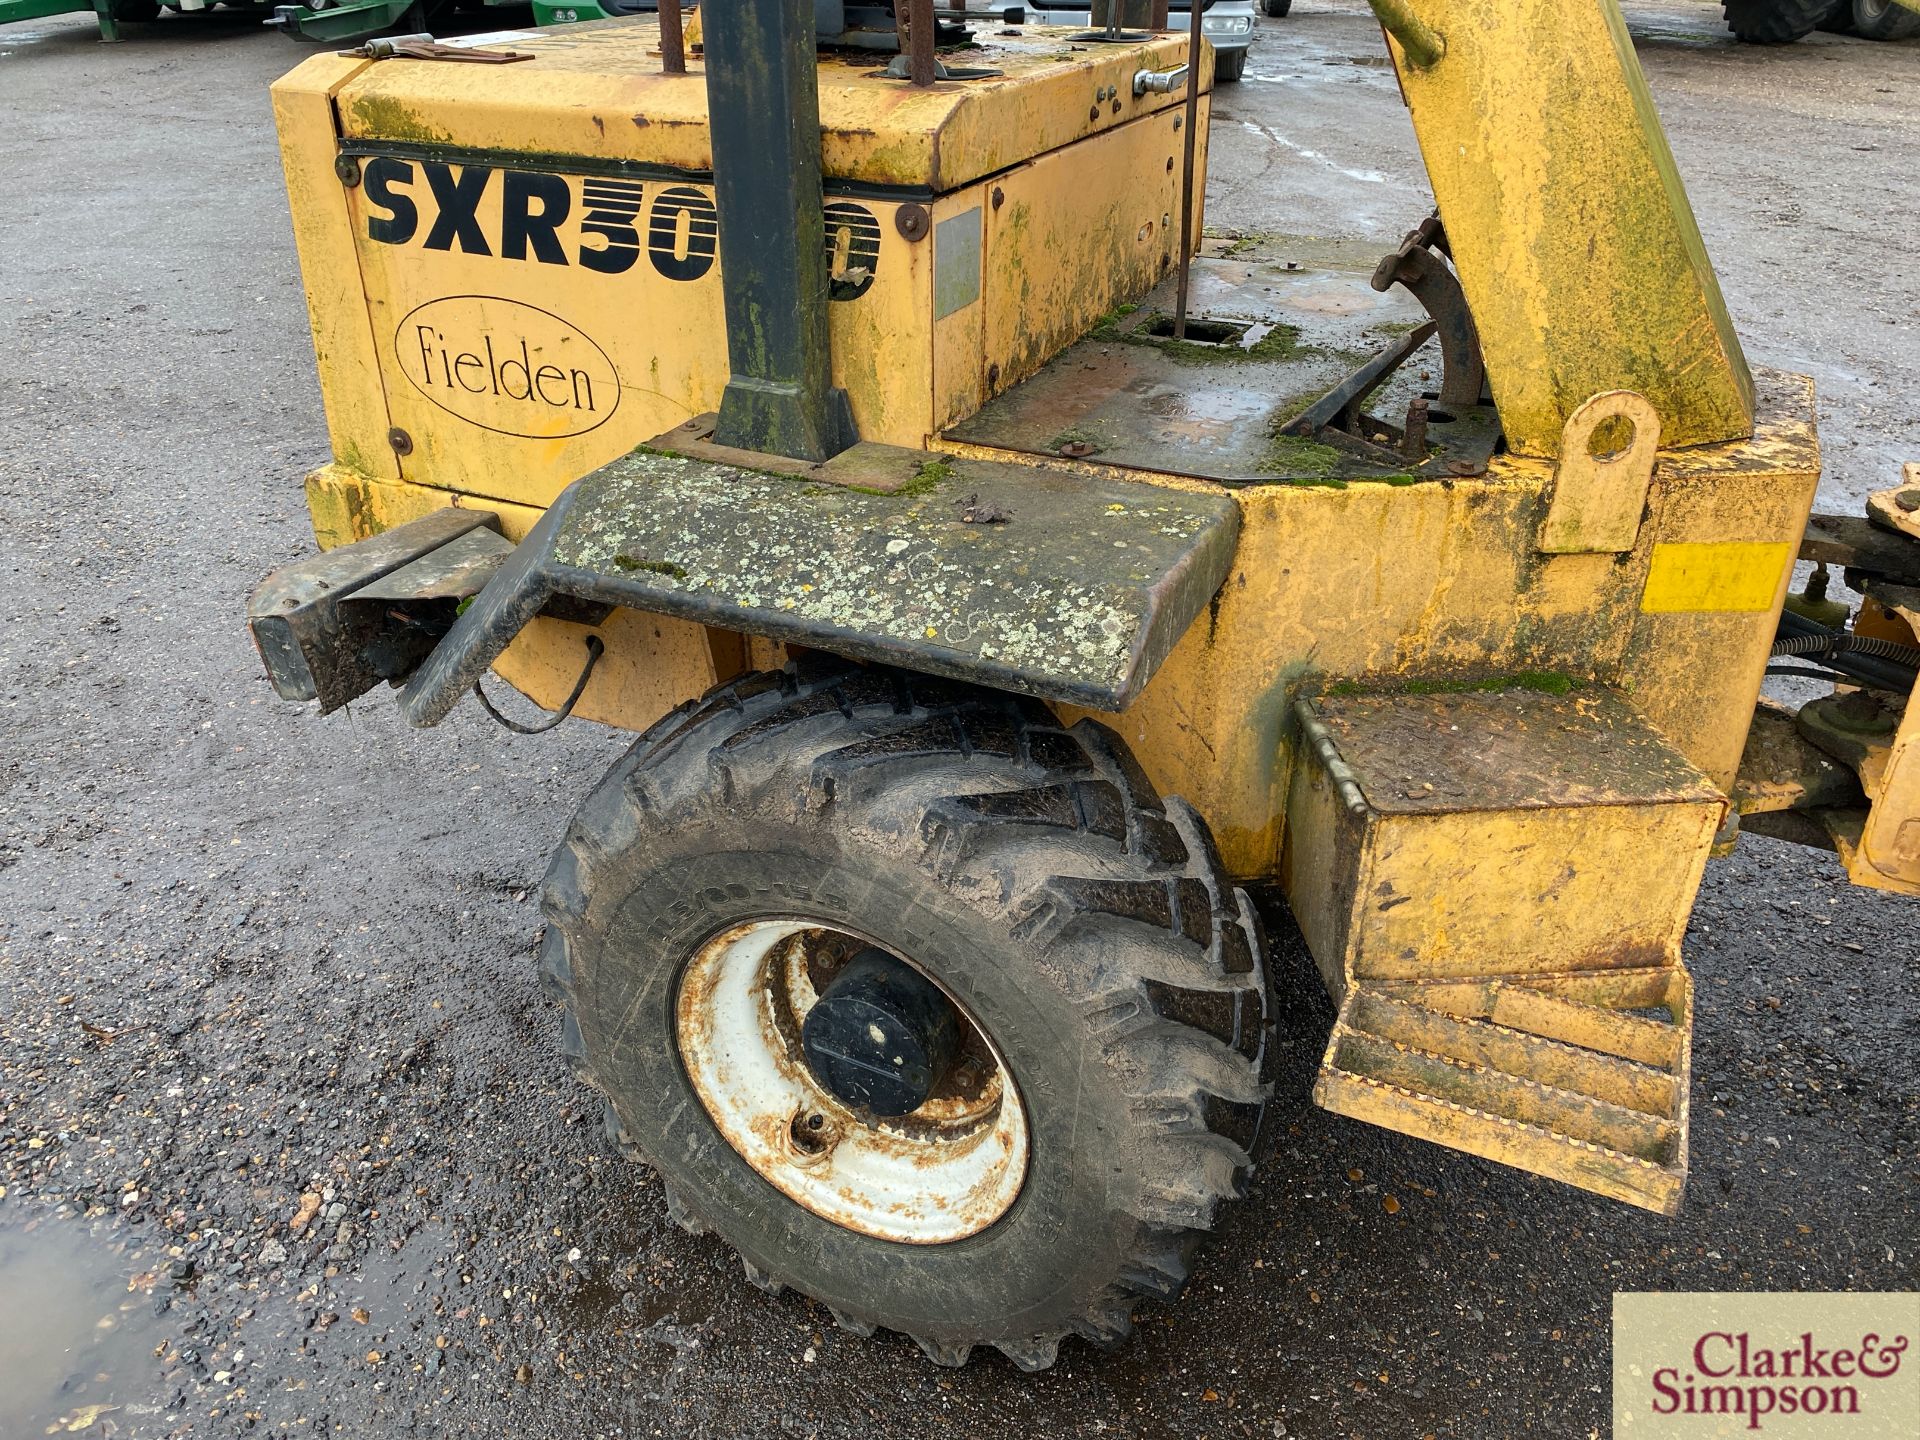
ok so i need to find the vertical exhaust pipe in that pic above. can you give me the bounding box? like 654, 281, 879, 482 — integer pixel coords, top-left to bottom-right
703, 0, 860, 461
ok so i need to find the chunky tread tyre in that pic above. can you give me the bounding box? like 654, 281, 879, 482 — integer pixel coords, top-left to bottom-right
1852, 0, 1920, 38
1723, 0, 1829, 40
1214, 46, 1248, 82
540, 660, 1272, 1368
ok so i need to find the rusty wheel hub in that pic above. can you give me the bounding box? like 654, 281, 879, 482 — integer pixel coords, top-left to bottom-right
674, 921, 1029, 1244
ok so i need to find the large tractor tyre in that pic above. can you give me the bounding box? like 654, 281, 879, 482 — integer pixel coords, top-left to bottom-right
1261, 0, 1290, 15
540, 661, 1272, 1369
1214, 46, 1248, 81
1852, 0, 1920, 38
1723, 0, 1830, 41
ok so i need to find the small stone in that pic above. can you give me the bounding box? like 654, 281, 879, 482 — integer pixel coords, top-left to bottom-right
288, 1193, 322, 1234
259, 1240, 287, 1266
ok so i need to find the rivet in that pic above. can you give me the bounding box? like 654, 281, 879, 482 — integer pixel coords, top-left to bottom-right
991, 186, 1004, 210
388, 427, 414, 456
334, 154, 361, 187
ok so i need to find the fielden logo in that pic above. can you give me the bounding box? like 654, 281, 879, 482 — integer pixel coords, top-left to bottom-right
1615, 1293, 1918, 1437
394, 296, 619, 439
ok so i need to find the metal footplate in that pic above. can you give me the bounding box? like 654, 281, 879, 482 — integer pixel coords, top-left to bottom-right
1285, 685, 1724, 1213
396, 438, 1241, 726
1315, 969, 1692, 1214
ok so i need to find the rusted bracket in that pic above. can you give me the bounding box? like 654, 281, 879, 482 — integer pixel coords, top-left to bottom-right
336, 35, 535, 63
249, 509, 507, 714
1280, 321, 1437, 448
1539, 392, 1661, 555
1370, 216, 1485, 411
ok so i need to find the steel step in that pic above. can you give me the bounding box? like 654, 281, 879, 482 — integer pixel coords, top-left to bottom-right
1313, 971, 1691, 1214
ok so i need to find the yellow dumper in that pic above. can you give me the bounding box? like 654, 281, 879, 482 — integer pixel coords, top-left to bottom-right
249, 0, 1920, 1369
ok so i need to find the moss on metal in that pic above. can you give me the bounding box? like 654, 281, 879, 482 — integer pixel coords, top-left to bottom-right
1257, 435, 1351, 486
546, 446, 1241, 706
1090, 312, 1311, 366
346, 95, 451, 145
1322, 671, 1586, 699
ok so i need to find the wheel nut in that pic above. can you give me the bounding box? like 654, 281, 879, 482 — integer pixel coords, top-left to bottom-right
785, 1108, 840, 1168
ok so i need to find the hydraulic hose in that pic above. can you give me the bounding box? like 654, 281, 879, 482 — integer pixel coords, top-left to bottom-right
1771, 611, 1920, 694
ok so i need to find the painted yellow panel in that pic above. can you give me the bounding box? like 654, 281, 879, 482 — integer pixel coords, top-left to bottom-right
1355, 804, 1721, 979
1639, 541, 1793, 614
322, 22, 1196, 192
981, 104, 1196, 398
271, 58, 400, 486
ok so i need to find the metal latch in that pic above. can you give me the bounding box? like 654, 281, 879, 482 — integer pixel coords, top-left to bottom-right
334, 33, 535, 63
1133, 64, 1188, 97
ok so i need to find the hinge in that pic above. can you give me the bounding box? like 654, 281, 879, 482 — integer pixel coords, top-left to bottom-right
336, 34, 534, 64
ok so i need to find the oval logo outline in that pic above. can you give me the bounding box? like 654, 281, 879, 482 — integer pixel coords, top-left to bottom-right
393, 294, 622, 440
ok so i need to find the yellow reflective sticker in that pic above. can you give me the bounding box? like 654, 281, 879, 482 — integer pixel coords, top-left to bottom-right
1639, 541, 1792, 614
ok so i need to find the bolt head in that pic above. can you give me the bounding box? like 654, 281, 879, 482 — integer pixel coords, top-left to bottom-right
893, 204, 930, 242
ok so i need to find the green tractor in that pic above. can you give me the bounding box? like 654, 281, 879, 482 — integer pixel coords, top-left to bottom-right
0, 0, 532, 43
1724, 0, 1918, 41
0, 0, 199, 44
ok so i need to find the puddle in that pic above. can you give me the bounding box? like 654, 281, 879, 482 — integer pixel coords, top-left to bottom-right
0, 1211, 171, 1437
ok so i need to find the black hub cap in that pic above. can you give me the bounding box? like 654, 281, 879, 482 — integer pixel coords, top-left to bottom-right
800, 948, 961, 1116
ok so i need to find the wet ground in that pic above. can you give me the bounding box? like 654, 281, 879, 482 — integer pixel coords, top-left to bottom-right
1, 4, 1916, 1438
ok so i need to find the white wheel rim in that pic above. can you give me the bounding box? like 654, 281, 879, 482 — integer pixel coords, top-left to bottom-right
675, 920, 1030, 1244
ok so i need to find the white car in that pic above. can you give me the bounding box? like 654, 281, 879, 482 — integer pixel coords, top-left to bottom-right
1022, 1, 1260, 82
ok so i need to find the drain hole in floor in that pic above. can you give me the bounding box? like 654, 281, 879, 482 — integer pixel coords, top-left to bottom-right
1143, 316, 1253, 347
